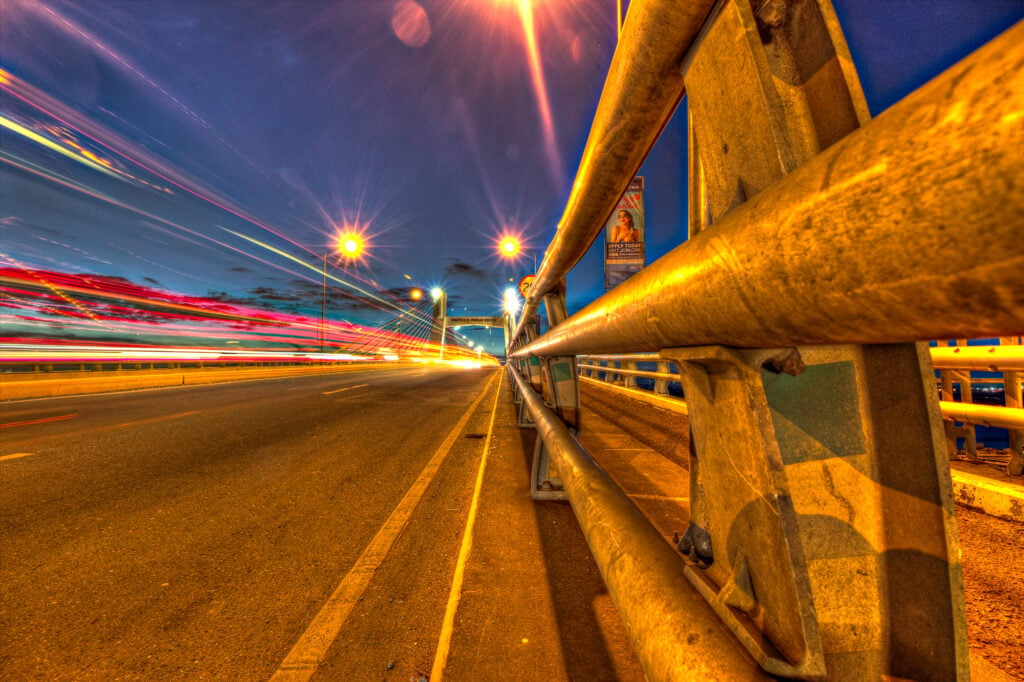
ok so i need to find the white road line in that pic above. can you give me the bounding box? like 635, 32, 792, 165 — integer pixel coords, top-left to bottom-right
271, 371, 499, 681
430, 372, 504, 681
321, 383, 369, 395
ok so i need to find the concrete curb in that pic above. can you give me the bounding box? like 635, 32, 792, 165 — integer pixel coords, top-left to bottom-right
950, 469, 1024, 523
579, 375, 688, 414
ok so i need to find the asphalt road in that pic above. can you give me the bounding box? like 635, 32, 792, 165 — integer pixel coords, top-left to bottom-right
0, 366, 499, 680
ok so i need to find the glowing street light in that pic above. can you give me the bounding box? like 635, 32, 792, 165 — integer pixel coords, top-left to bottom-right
410, 288, 423, 301
503, 287, 521, 316
321, 232, 368, 352
431, 287, 443, 301
497, 235, 536, 272
499, 236, 520, 257
337, 232, 365, 259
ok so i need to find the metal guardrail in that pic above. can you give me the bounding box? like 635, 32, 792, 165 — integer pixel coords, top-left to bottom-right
504, 2, 1023, 679
507, 365, 768, 679
580, 346, 1024, 431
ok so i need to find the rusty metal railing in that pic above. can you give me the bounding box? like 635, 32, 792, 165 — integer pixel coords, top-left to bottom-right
505, 1, 1023, 679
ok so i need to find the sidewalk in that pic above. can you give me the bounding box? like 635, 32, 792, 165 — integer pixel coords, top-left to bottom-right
440, 377, 646, 681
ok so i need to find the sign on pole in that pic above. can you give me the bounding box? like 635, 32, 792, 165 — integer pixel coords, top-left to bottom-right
518, 275, 535, 299
604, 176, 645, 290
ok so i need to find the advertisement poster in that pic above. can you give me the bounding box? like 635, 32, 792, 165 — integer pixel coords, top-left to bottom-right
604, 176, 645, 290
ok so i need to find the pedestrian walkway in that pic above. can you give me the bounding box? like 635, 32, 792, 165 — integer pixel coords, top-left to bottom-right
436, 378, 646, 681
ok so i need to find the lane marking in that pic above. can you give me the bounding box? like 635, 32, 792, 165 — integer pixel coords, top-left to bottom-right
0, 453, 34, 462
321, 383, 369, 395
431, 372, 503, 681
271, 371, 499, 681
113, 411, 199, 428
6, 410, 200, 448
1, 413, 77, 429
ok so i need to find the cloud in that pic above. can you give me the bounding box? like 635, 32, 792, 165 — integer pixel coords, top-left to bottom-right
443, 261, 489, 281
249, 286, 302, 302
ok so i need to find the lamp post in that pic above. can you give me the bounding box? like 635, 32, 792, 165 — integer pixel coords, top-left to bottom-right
320, 231, 365, 354
320, 253, 328, 352
431, 287, 446, 362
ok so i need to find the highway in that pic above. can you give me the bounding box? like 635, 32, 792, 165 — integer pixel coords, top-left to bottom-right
0, 366, 501, 679
2, 367, 1020, 680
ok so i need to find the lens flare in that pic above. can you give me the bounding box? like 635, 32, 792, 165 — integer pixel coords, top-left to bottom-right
391, 0, 432, 48
514, 0, 564, 184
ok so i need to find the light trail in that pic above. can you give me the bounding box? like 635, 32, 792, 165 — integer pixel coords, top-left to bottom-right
515, 0, 565, 184
2, 79, 425, 326
0, 115, 120, 178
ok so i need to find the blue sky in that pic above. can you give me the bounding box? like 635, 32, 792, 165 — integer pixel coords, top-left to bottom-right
1, 0, 1020, 355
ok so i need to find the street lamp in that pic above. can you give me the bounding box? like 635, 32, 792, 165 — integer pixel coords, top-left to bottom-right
321, 232, 367, 352
503, 287, 521, 316
497, 235, 537, 272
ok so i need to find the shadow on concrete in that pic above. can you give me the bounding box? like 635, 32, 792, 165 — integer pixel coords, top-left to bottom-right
513, 426, 644, 681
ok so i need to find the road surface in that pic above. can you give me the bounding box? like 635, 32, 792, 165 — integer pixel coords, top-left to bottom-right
1, 366, 500, 679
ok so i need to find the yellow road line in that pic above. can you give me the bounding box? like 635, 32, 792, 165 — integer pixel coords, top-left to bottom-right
271, 371, 499, 681
321, 383, 369, 395
429, 373, 504, 682
0, 453, 33, 462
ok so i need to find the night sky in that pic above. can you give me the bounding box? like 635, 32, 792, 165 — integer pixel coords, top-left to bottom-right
1, 0, 1021, 356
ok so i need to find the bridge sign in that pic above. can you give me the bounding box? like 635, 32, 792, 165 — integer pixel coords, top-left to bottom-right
446, 316, 503, 328
518, 275, 535, 299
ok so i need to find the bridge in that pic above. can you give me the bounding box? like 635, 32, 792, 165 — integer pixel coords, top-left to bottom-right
2, 2, 1023, 681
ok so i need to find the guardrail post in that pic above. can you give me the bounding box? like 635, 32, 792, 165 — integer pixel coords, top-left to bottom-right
1002, 337, 1023, 475
664, 342, 968, 679
667, 4, 972, 674
529, 287, 578, 501
517, 318, 542, 428
654, 360, 671, 395
624, 359, 637, 388
953, 368, 978, 457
